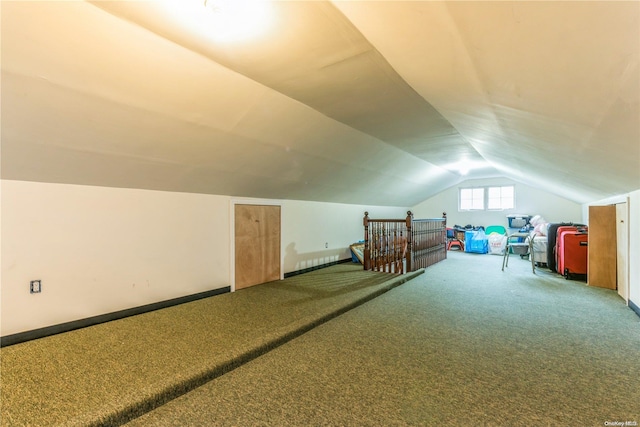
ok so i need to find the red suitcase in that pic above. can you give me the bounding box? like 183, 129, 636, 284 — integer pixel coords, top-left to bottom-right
557, 231, 588, 280
554, 226, 579, 270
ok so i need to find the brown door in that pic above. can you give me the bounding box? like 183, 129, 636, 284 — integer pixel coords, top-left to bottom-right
234, 204, 281, 290
588, 205, 617, 289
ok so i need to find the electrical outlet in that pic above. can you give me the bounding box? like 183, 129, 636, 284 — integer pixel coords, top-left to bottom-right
325, 242, 328, 248
30, 280, 42, 294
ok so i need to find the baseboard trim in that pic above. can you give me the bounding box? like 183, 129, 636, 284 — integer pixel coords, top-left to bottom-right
284, 258, 354, 278
0, 287, 231, 348
629, 299, 640, 319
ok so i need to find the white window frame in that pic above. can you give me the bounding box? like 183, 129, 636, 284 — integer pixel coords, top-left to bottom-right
459, 187, 485, 211
459, 185, 515, 211
487, 185, 515, 210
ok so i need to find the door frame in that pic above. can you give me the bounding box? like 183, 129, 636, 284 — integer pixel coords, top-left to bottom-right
230, 198, 283, 292
616, 200, 630, 303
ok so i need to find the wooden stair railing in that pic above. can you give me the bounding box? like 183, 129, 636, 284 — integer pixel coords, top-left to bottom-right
364, 211, 446, 274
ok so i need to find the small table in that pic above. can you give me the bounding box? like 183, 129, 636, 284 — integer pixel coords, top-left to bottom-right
501, 232, 535, 273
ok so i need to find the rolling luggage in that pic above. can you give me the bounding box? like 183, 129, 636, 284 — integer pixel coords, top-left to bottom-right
546, 223, 572, 272
557, 231, 588, 280
555, 226, 580, 269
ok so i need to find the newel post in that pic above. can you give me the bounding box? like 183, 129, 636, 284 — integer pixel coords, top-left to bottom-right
442, 212, 448, 259
363, 212, 370, 271
406, 210, 413, 273
443, 212, 447, 242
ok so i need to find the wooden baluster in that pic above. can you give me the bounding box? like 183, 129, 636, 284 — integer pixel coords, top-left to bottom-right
384, 225, 390, 273
377, 224, 382, 272
391, 226, 396, 273
395, 224, 402, 274
397, 223, 402, 274
377, 223, 382, 271
383, 224, 387, 272
376, 223, 380, 270
406, 211, 413, 273
399, 225, 405, 274
373, 222, 378, 271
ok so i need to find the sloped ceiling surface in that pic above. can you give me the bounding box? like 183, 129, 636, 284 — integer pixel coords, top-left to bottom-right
1, 1, 638, 206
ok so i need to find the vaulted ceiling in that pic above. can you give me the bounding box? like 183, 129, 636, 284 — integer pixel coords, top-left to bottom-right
2, 1, 638, 206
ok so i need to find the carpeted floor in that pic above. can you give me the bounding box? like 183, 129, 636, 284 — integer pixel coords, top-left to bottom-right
2, 252, 639, 426
1, 264, 420, 426
125, 251, 640, 426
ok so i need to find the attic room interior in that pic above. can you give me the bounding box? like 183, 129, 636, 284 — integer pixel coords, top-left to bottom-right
1, 1, 639, 425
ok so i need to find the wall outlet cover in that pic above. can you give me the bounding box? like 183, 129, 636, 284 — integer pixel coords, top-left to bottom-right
30, 280, 42, 294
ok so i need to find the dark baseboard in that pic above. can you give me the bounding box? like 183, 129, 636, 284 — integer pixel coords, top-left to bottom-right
284, 258, 354, 278
3, 260, 356, 347
629, 299, 640, 319
1, 287, 230, 348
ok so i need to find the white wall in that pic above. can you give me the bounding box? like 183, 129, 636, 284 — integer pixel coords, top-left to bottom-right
1, 180, 231, 336
1, 180, 408, 336
281, 200, 406, 273
411, 177, 583, 229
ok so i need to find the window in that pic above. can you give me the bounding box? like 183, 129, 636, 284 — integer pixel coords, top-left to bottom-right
488, 185, 514, 210
459, 188, 485, 210
459, 185, 515, 211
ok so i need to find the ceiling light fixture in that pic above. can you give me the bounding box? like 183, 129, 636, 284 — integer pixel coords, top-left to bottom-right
160, 0, 273, 44
204, 0, 239, 15
202, 0, 274, 43
444, 159, 488, 176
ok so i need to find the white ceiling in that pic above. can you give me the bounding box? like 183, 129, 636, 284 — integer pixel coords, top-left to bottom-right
1, 1, 638, 206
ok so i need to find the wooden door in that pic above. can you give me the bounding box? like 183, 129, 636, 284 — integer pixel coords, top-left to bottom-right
588, 205, 617, 289
616, 202, 629, 301
234, 204, 281, 290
